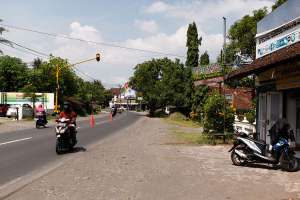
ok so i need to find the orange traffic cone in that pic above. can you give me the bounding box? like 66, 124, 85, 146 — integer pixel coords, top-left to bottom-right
90, 112, 95, 128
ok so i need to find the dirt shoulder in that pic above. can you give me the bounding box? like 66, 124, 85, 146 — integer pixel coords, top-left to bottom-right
4, 115, 300, 200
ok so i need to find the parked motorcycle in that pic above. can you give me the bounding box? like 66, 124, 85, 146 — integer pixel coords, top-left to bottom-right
55, 117, 77, 154
229, 120, 298, 172
35, 112, 47, 128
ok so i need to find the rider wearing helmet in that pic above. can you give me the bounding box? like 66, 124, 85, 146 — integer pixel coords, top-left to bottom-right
59, 103, 77, 143
59, 103, 77, 124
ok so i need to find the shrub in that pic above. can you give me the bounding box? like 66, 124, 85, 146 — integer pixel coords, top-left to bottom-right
203, 92, 235, 133
245, 109, 256, 123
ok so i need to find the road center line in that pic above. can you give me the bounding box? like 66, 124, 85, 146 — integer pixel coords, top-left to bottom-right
0, 137, 32, 146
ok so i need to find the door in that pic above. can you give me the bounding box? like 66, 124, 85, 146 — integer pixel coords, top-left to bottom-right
258, 93, 267, 141
296, 100, 300, 146
258, 92, 283, 143
266, 92, 283, 144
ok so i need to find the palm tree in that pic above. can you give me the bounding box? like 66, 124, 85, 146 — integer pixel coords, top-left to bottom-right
0, 19, 11, 54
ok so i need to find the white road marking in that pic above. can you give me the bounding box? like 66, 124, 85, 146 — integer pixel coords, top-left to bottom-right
0, 137, 32, 146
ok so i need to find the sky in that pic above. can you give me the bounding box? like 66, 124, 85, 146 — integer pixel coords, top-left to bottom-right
0, 0, 275, 88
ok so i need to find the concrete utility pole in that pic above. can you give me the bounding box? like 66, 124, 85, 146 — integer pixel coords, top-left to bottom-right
223, 17, 227, 134
223, 17, 226, 65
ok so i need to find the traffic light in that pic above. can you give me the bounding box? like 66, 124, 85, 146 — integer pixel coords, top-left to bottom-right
96, 53, 100, 62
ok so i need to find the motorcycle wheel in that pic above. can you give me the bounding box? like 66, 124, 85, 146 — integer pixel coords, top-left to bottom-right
36, 122, 40, 129
56, 140, 63, 155
231, 148, 247, 166
280, 153, 298, 172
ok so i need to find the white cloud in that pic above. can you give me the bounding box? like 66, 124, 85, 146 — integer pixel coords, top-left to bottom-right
134, 19, 159, 33
145, 0, 273, 28
144, 1, 174, 13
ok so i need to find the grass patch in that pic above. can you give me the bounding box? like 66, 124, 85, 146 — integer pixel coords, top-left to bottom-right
173, 130, 211, 145
164, 112, 201, 128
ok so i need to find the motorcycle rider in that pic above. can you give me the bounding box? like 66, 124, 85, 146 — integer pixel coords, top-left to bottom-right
58, 103, 77, 144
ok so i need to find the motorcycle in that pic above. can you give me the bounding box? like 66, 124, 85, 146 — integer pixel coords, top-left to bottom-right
229, 120, 298, 172
55, 117, 77, 154
111, 106, 117, 117
35, 112, 47, 128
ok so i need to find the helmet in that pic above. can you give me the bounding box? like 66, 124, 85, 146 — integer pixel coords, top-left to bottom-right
63, 103, 72, 112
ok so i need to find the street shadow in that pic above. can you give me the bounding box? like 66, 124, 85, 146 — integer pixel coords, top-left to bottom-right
70, 146, 87, 153
242, 163, 278, 170
238, 159, 300, 171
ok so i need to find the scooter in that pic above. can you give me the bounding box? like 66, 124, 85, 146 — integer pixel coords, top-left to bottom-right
35, 112, 47, 128
55, 118, 77, 154
229, 122, 298, 172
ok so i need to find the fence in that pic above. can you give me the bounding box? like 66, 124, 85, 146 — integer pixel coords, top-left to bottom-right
233, 115, 256, 135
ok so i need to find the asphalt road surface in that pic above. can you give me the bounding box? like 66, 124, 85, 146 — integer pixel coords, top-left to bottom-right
0, 112, 140, 187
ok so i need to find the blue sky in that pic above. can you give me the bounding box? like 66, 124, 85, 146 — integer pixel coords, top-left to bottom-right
1, 0, 275, 88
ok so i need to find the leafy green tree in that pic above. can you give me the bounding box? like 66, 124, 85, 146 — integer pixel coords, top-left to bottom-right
199, 51, 210, 65
272, 0, 287, 11
203, 91, 235, 133
160, 58, 189, 109
0, 55, 29, 92
186, 22, 202, 68
130, 59, 162, 116
191, 85, 209, 121
130, 58, 190, 116
33, 58, 43, 69
225, 8, 268, 63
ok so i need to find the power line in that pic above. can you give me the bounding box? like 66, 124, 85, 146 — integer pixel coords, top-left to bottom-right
0, 42, 48, 59
1, 39, 100, 81
1, 23, 186, 58
9, 40, 49, 57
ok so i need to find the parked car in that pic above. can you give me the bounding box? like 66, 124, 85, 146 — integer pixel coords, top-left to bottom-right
6, 105, 19, 118
6, 104, 34, 119
0, 104, 10, 117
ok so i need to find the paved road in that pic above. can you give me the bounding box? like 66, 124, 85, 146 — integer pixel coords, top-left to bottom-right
0, 112, 140, 186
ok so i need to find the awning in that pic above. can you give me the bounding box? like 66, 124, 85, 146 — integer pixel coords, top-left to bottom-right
225, 42, 300, 81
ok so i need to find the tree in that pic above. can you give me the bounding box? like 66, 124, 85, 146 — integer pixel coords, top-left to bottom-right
130, 59, 162, 116
0, 19, 11, 54
272, 0, 287, 11
186, 22, 202, 68
0, 55, 29, 92
33, 58, 43, 69
203, 91, 235, 133
199, 51, 210, 65
191, 85, 209, 121
225, 8, 268, 63
130, 58, 190, 116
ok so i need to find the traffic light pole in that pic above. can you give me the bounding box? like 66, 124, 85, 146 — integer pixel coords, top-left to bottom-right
54, 53, 101, 113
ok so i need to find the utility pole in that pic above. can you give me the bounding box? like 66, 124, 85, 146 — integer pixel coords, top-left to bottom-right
223, 17, 227, 134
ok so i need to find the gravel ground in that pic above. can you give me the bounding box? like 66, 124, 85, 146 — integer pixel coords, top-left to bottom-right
3, 115, 300, 200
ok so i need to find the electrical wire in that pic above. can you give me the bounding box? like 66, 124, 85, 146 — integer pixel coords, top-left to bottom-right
0, 42, 48, 59
1, 23, 186, 58
0, 39, 100, 81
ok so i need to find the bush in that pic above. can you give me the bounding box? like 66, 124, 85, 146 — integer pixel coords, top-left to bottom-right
203, 92, 235, 133
169, 112, 187, 121
245, 109, 255, 123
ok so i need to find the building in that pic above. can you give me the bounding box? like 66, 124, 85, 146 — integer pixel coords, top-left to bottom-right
194, 64, 253, 111
226, 0, 300, 147
109, 84, 139, 110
